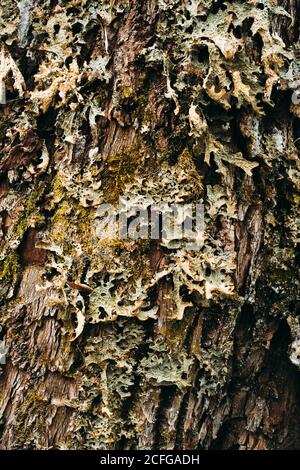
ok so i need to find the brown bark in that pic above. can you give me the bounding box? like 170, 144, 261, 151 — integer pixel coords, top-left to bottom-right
0, 0, 299, 450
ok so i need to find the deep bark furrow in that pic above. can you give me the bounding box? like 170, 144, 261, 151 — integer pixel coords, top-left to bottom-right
0, 0, 299, 450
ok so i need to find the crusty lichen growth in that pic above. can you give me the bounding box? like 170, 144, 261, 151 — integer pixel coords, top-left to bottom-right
0, 0, 299, 450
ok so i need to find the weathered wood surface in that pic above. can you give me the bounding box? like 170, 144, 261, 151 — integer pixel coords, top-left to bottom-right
0, 0, 299, 449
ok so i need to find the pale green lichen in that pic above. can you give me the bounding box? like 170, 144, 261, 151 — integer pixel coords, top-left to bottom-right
0, 0, 299, 450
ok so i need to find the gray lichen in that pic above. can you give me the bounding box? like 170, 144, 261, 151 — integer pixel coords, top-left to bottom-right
0, 0, 299, 450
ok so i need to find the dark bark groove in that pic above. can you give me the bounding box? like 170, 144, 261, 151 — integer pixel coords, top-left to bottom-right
0, 0, 299, 450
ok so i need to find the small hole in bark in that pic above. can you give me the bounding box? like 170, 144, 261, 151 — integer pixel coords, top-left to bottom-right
242, 17, 255, 36
235, 26, 242, 39
72, 22, 83, 35
98, 307, 107, 320
67, 7, 80, 15
76, 300, 84, 309
196, 45, 209, 63
205, 266, 212, 277
65, 56, 73, 67
211, 1, 227, 14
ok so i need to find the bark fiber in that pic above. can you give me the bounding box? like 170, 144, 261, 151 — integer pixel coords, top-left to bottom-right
0, 0, 300, 450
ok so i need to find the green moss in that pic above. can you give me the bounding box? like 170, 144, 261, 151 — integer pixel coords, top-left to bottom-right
163, 318, 190, 349
0, 252, 22, 298
14, 184, 45, 238
136, 93, 155, 125
12, 386, 47, 447
50, 197, 98, 259
122, 86, 134, 99
48, 173, 66, 211
101, 143, 143, 204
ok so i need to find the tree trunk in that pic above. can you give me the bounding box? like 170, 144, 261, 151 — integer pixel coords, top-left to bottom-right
0, 0, 299, 450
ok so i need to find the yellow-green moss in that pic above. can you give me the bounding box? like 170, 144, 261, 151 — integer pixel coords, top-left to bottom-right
101, 143, 143, 204
0, 252, 21, 285
50, 198, 97, 257
15, 185, 45, 238
163, 318, 191, 349
47, 173, 67, 211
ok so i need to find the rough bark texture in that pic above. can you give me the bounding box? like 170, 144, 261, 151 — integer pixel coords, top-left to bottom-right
0, 0, 300, 450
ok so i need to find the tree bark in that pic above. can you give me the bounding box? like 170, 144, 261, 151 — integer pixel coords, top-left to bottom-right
0, 0, 299, 450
